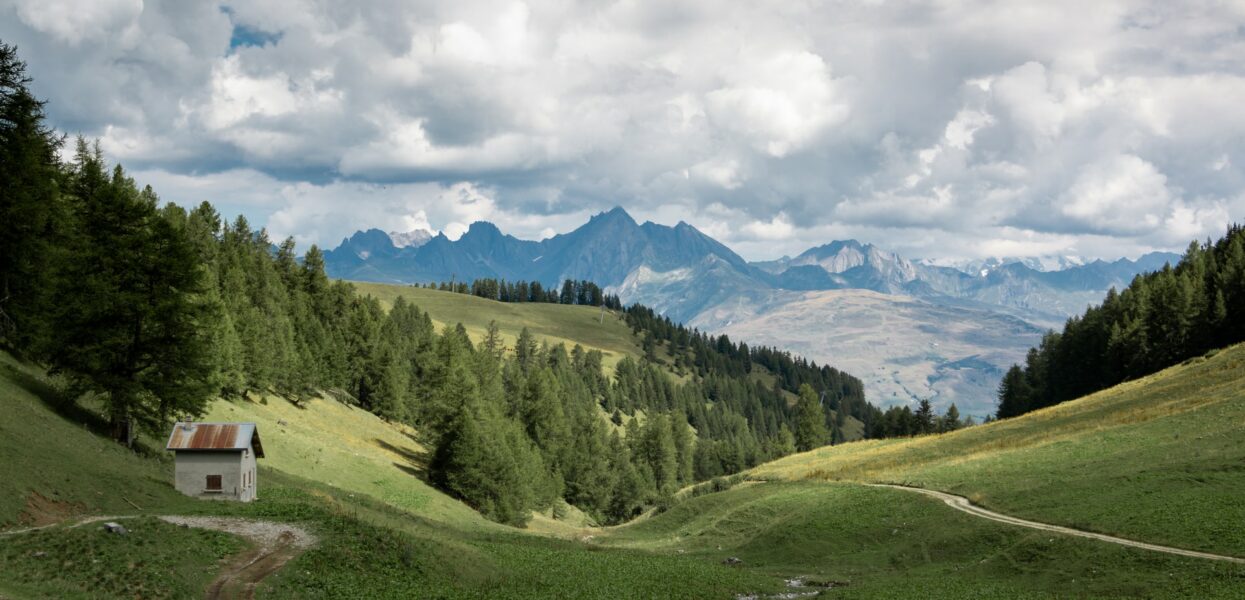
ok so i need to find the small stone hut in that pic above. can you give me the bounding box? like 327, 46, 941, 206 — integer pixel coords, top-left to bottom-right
165, 422, 263, 502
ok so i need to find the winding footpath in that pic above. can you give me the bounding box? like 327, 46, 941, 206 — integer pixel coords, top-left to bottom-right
868, 483, 1245, 565
159, 516, 316, 600
1, 515, 316, 599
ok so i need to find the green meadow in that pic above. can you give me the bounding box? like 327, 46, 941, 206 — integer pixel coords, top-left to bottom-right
751, 343, 1245, 557
3, 338, 1245, 598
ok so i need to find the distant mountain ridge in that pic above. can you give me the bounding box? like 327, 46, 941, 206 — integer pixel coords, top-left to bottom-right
323, 208, 1179, 414
324, 207, 758, 288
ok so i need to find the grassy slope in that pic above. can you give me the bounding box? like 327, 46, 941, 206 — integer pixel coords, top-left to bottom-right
7, 297, 1245, 597
0, 353, 782, 599
201, 393, 494, 531
751, 343, 1245, 556
593, 344, 1245, 597
0, 517, 244, 600
605, 481, 1244, 599
0, 352, 204, 527
353, 282, 645, 374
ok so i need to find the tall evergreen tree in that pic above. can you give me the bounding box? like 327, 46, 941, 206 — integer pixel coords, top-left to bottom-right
793, 384, 828, 452
914, 398, 935, 434
0, 43, 63, 350
45, 146, 215, 445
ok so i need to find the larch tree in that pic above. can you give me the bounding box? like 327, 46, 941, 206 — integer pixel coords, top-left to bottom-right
45, 144, 215, 445
793, 384, 828, 452
0, 42, 63, 351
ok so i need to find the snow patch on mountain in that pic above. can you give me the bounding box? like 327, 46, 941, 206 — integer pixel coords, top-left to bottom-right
388, 229, 434, 249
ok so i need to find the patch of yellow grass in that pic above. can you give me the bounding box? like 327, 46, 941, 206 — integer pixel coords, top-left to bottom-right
203, 392, 496, 530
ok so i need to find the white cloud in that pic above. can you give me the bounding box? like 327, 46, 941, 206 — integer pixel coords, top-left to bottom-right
1058, 154, 1171, 235
943, 109, 995, 150
704, 49, 849, 157
3, 0, 1243, 259
13, 0, 141, 44
991, 62, 1069, 143
690, 157, 743, 190
740, 213, 795, 241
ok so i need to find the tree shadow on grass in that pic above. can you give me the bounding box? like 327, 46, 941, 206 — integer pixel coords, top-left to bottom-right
1, 359, 111, 439
376, 438, 432, 483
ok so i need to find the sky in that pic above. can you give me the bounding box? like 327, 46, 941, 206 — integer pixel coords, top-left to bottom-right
3, 0, 1244, 261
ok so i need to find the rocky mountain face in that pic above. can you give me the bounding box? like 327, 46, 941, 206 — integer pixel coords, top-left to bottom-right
323, 208, 1178, 416
324, 207, 756, 290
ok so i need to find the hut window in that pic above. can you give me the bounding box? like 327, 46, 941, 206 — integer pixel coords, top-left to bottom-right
206, 475, 222, 491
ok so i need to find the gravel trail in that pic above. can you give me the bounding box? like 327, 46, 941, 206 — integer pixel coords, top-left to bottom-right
158, 516, 316, 600
869, 483, 1245, 564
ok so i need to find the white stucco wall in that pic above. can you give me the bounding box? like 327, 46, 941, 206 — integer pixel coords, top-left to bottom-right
241, 446, 258, 502
174, 451, 247, 501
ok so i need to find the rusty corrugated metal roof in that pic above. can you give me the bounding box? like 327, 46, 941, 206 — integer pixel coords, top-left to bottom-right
166, 422, 264, 458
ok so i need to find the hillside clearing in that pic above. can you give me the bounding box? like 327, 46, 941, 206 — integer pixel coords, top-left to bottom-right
352, 282, 644, 374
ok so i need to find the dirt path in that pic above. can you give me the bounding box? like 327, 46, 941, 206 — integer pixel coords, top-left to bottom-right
868, 483, 1245, 564
158, 516, 316, 600
0, 515, 131, 536
3, 514, 315, 598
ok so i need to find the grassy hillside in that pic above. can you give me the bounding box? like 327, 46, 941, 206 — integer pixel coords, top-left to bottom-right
201, 393, 495, 530
594, 344, 1245, 597
0, 352, 202, 527
6, 338, 1245, 598
603, 481, 1244, 598
0, 351, 786, 598
751, 342, 1245, 556
353, 282, 646, 374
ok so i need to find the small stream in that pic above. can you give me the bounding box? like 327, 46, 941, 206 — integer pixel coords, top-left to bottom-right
736, 577, 841, 600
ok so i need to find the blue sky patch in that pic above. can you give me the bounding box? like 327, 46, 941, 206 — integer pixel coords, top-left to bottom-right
222, 6, 282, 50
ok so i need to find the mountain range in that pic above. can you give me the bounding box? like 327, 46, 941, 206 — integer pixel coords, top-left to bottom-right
323, 207, 1178, 416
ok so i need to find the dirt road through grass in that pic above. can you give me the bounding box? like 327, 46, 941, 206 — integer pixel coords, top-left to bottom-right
870, 483, 1245, 564
158, 516, 316, 600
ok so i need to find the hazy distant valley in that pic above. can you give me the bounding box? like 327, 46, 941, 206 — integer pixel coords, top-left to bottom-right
324, 208, 1176, 416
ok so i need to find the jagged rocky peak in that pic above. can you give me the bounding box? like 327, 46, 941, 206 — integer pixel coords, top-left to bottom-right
595, 205, 637, 222
793, 240, 911, 275
339, 228, 398, 260
462, 220, 504, 238
581, 206, 640, 233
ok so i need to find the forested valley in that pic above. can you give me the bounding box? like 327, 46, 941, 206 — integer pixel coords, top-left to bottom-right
0, 42, 896, 525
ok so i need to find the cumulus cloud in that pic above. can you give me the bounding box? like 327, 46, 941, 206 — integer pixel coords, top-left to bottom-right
12, 0, 141, 44
740, 213, 796, 241
2, 0, 1243, 260
1054, 154, 1191, 236
704, 49, 849, 157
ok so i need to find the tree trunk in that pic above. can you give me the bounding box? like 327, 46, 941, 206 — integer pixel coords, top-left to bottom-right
110, 398, 134, 448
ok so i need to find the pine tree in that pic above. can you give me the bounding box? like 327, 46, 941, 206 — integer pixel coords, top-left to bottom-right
481, 320, 505, 360
793, 384, 828, 451
670, 411, 695, 486
46, 150, 215, 445
914, 398, 935, 434
519, 366, 572, 467
514, 327, 538, 371
430, 394, 536, 526
0, 43, 63, 350
940, 403, 961, 433
996, 365, 1030, 418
